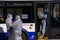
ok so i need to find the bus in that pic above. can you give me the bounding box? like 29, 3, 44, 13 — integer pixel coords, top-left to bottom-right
0, 2, 36, 40
0, 1, 60, 40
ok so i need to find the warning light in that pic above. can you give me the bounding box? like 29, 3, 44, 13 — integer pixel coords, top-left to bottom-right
30, 24, 33, 26
29, 27, 32, 30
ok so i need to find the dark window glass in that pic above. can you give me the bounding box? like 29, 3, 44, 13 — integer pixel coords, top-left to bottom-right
50, 3, 60, 39
0, 8, 4, 23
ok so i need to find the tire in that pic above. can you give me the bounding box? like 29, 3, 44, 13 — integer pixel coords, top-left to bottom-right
22, 31, 27, 40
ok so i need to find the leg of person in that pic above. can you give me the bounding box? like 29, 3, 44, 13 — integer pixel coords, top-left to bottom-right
12, 32, 15, 40
8, 30, 13, 40
8, 31, 11, 40
19, 34, 22, 40
40, 24, 42, 35
8, 33, 10, 40
42, 20, 46, 37
14, 32, 20, 40
10, 31, 13, 40
15, 37, 20, 40
14, 36, 22, 40
19, 37, 22, 40
40, 20, 43, 36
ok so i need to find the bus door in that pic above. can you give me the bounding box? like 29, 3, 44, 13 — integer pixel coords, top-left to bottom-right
7, 2, 35, 40
49, 3, 60, 39
36, 2, 49, 37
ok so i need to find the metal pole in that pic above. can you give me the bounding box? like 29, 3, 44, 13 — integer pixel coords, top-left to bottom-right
34, 1, 37, 40
46, 2, 51, 39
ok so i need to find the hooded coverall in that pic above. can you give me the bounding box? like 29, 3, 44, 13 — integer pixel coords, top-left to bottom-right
40, 8, 48, 37
5, 14, 13, 40
12, 15, 23, 40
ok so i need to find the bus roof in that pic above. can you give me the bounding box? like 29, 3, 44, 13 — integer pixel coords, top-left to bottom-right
0, 0, 53, 1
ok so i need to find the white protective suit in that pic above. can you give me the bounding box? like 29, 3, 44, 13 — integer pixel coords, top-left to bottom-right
5, 14, 13, 40
40, 8, 48, 37
12, 15, 23, 40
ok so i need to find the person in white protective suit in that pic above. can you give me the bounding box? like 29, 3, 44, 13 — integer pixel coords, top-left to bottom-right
12, 15, 23, 40
5, 14, 13, 40
40, 8, 48, 37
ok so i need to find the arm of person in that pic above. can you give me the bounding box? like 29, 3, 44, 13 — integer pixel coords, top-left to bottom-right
12, 21, 17, 28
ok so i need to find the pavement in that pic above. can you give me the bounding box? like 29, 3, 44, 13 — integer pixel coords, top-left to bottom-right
49, 39, 60, 40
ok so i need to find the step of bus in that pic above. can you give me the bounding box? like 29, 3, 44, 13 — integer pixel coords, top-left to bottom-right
38, 36, 48, 40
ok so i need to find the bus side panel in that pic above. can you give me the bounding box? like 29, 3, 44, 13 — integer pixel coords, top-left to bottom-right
28, 32, 36, 40
0, 32, 8, 40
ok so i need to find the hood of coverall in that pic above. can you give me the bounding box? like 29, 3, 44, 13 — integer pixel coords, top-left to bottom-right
15, 15, 21, 21
43, 8, 48, 15
7, 14, 12, 20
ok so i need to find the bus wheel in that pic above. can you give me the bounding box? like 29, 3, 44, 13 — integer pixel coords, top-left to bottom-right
22, 31, 27, 40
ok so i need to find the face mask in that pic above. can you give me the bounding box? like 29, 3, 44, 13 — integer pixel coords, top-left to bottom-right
10, 16, 12, 19
15, 15, 20, 20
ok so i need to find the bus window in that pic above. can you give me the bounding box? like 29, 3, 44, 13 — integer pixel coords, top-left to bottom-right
50, 3, 60, 39
7, 2, 34, 23
0, 8, 4, 23
7, 7, 34, 23
21, 6, 34, 23
15, 8, 22, 14
7, 8, 14, 14
51, 4, 60, 28
15, 7, 34, 23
